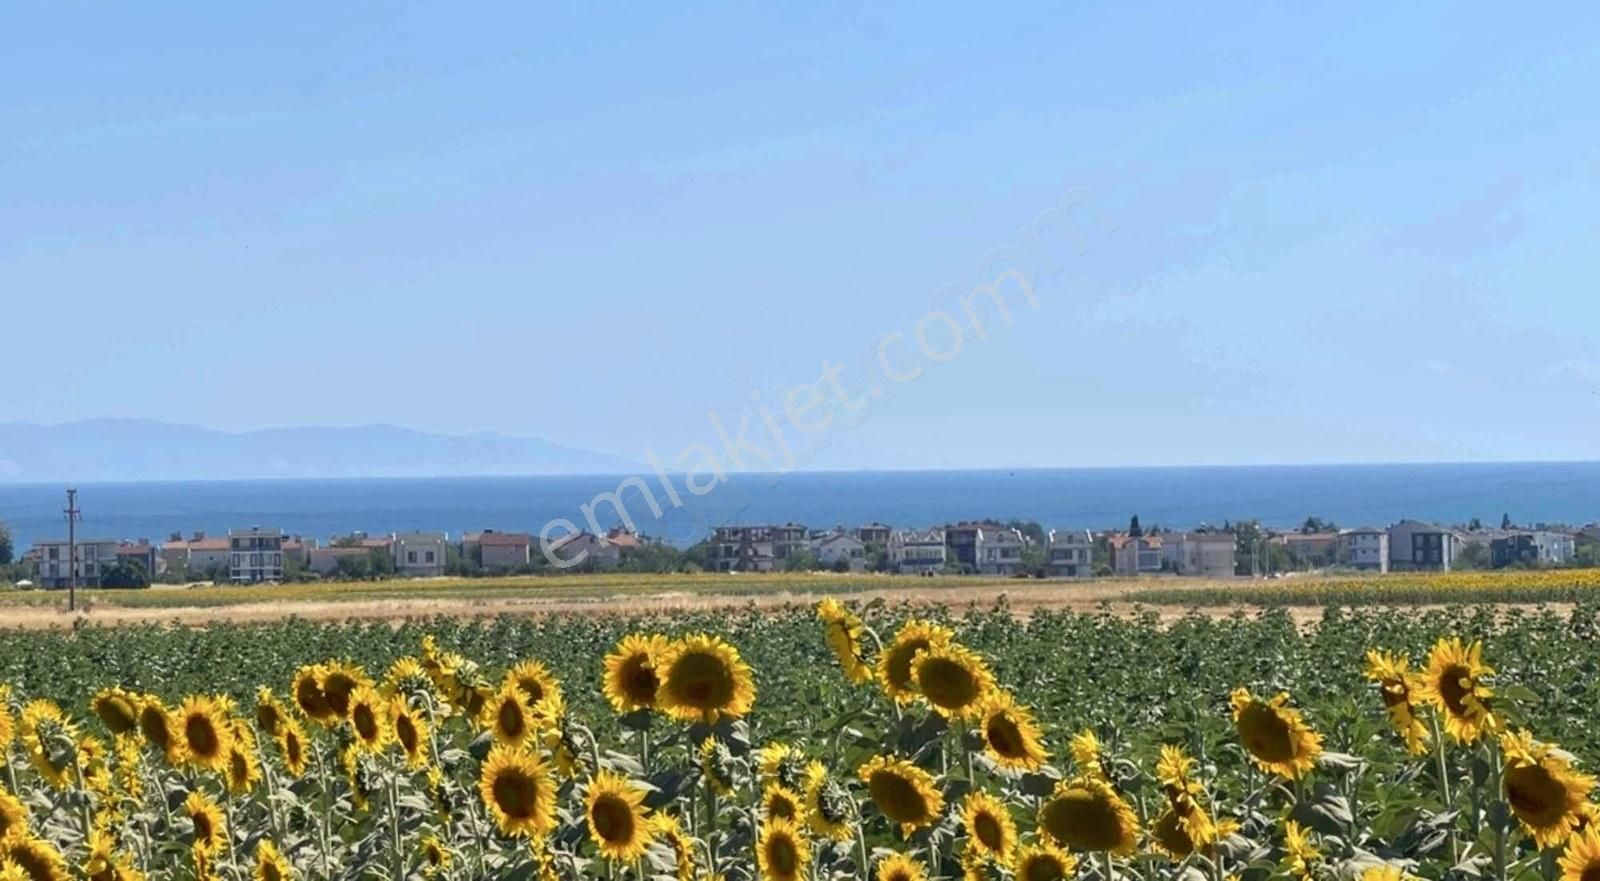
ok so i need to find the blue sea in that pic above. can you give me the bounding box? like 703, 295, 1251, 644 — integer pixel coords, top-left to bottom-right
1, 462, 1597, 552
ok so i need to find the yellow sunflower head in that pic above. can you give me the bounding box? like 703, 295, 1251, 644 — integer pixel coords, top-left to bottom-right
585, 769, 656, 862
482, 682, 536, 749
1012, 842, 1077, 881
759, 742, 807, 790
253, 840, 292, 881
803, 760, 856, 841
1069, 729, 1104, 778
656, 635, 756, 724
1039, 775, 1141, 855
757, 817, 811, 881
19, 699, 81, 789
977, 692, 1050, 772
1361, 866, 1421, 881
391, 698, 430, 769
652, 813, 697, 881
1364, 650, 1430, 755
602, 634, 669, 713
346, 685, 391, 754
478, 744, 556, 839
90, 687, 141, 737
226, 724, 263, 795
1282, 819, 1320, 880
173, 695, 234, 773
1, 835, 69, 881
818, 598, 875, 684
1418, 637, 1496, 744
0, 790, 29, 841
877, 620, 955, 704
1230, 688, 1323, 780
1502, 729, 1596, 849
253, 688, 287, 738
699, 736, 738, 796
420, 835, 453, 878
276, 717, 309, 778
858, 755, 945, 836
912, 642, 996, 720
506, 659, 563, 709
0, 684, 12, 750
317, 661, 373, 722
135, 694, 184, 765
875, 853, 928, 881
961, 790, 1017, 859
291, 664, 335, 723
762, 784, 804, 823
184, 790, 227, 855
1559, 827, 1600, 881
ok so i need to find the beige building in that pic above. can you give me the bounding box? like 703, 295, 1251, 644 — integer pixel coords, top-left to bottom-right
392, 532, 448, 577
1160, 531, 1236, 577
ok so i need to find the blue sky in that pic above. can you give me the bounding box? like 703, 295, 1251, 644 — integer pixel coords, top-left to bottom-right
4, 4, 1599, 469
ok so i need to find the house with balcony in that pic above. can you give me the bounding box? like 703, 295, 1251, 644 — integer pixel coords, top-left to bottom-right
1338, 527, 1390, 572
1108, 534, 1163, 574
1160, 531, 1236, 577
889, 528, 947, 575
942, 522, 1007, 573
974, 526, 1027, 576
854, 523, 892, 548
1387, 520, 1460, 572
229, 527, 285, 582
1491, 531, 1576, 568
1044, 529, 1094, 578
392, 532, 449, 577
708, 526, 779, 572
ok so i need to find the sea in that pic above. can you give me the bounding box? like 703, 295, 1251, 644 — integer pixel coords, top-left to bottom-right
1, 462, 1597, 551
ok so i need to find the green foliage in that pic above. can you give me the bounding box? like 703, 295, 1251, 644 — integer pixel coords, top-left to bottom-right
98, 560, 150, 589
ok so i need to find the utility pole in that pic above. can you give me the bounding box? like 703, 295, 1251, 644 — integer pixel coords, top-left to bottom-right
64, 488, 81, 612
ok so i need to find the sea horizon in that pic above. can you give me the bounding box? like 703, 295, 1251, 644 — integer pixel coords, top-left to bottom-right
2, 461, 1598, 552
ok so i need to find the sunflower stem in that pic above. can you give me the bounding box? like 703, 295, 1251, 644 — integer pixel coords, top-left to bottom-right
1489, 738, 1507, 881
389, 757, 406, 881
1101, 850, 1116, 881
1431, 714, 1458, 866
312, 738, 336, 880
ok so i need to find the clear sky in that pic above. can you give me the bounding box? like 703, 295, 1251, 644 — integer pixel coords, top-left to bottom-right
5, 4, 1599, 469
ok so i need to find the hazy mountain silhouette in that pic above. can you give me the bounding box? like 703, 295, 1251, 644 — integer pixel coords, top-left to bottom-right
0, 419, 637, 481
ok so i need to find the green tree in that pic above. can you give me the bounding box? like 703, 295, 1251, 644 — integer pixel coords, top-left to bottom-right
1020, 542, 1045, 577
783, 548, 819, 572
99, 560, 150, 589
1458, 542, 1491, 570
1128, 515, 1143, 537
1501, 513, 1513, 529
0, 522, 12, 565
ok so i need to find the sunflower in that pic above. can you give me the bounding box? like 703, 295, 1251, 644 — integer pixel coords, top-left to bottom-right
479, 744, 556, 839
113, 733, 145, 799
346, 686, 390, 754
1364, 650, 1430, 755
858, 755, 945, 836
654, 634, 756, 724
0, 790, 29, 841
1013, 842, 1076, 881
759, 742, 807, 790
253, 688, 287, 738
185, 790, 227, 856
318, 662, 373, 722
1230, 688, 1323, 780
1039, 775, 1141, 855
961, 791, 1017, 859
482, 682, 537, 749
291, 665, 335, 724
275, 717, 309, 778
18, 699, 80, 789
1559, 828, 1600, 881
226, 723, 262, 796
803, 760, 855, 841
877, 620, 955, 703
1283, 820, 1319, 880
383, 656, 436, 703
90, 687, 141, 737
1152, 745, 1219, 856
76, 734, 112, 795
1418, 637, 1497, 744
0, 684, 12, 749
818, 598, 875, 684
652, 813, 697, 881
602, 634, 669, 713
585, 770, 656, 861
876, 853, 928, 881
912, 642, 996, 719
1502, 729, 1596, 848
1069, 729, 1104, 778
419, 835, 452, 878
699, 736, 737, 796
391, 698, 430, 769
1361, 867, 1421, 881
757, 817, 811, 881
762, 785, 804, 823
507, 659, 563, 709
1, 835, 69, 881
175, 695, 234, 773
977, 692, 1049, 772
83, 826, 133, 881
136, 695, 184, 765
253, 840, 293, 881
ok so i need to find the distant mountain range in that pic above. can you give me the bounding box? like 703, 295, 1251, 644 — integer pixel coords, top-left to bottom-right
0, 420, 637, 481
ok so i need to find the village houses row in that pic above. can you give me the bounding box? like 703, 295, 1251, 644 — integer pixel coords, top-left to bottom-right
24, 517, 1589, 586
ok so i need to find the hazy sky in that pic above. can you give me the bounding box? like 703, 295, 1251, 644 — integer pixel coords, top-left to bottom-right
5, 4, 1599, 469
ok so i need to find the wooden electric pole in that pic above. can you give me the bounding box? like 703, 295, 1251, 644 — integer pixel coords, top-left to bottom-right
64, 488, 81, 612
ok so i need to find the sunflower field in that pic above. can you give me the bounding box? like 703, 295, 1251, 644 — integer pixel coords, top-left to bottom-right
3, 599, 1600, 881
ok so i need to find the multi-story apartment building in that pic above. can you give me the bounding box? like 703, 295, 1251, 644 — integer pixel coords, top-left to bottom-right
392, 532, 449, 577
1109, 534, 1163, 574
1160, 531, 1236, 577
31, 538, 122, 588
943, 522, 1006, 572
771, 523, 810, 562
1491, 531, 1576, 568
708, 526, 779, 572
229, 527, 284, 583
1387, 520, 1459, 572
854, 523, 892, 547
1044, 529, 1094, 577
974, 526, 1026, 576
1338, 527, 1389, 572
889, 528, 947, 575
116, 541, 162, 579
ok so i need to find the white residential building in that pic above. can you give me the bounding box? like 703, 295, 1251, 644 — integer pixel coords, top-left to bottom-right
889, 528, 947, 575
31, 538, 121, 589
1387, 520, 1459, 572
974, 526, 1026, 576
1160, 531, 1236, 578
1044, 529, 1094, 578
229, 527, 284, 583
813, 532, 867, 572
1339, 527, 1390, 572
